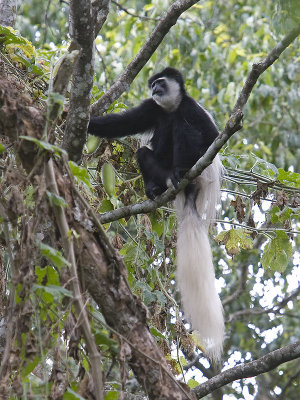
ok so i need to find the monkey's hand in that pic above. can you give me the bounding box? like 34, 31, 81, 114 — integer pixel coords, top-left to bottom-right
170, 168, 187, 189
145, 182, 165, 200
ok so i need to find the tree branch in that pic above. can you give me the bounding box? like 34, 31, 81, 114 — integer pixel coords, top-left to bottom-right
111, 0, 160, 21
193, 341, 300, 398
62, 0, 96, 161
98, 24, 300, 224
93, 0, 110, 37
90, 0, 199, 115
227, 285, 300, 323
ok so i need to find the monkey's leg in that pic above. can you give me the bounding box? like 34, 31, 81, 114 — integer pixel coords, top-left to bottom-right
136, 147, 171, 199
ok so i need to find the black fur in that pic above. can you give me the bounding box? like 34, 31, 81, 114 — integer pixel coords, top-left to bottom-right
88, 68, 219, 199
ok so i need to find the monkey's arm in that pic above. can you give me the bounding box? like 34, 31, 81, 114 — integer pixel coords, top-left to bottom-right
88, 99, 162, 138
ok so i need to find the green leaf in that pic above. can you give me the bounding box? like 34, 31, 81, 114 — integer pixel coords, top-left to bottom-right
277, 168, 300, 188
104, 391, 119, 400
94, 331, 119, 352
215, 229, 253, 256
46, 191, 68, 208
19, 136, 67, 156
179, 356, 187, 367
35, 265, 47, 283
98, 199, 114, 213
101, 162, 116, 197
135, 281, 156, 305
39, 243, 71, 269
0, 144, 5, 154
33, 284, 73, 299
150, 326, 166, 340
0, 25, 28, 46
188, 378, 199, 389
63, 389, 85, 400
269, 206, 293, 224
261, 230, 293, 273
153, 290, 167, 307
69, 161, 91, 189
21, 356, 40, 377
46, 266, 60, 285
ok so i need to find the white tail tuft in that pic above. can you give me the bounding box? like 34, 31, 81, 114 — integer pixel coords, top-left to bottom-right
175, 155, 224, 362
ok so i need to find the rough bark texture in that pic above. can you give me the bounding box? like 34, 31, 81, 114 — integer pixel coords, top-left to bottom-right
62, 0, 110, 162
0, 0, 17, 26
62, 0, 96, 162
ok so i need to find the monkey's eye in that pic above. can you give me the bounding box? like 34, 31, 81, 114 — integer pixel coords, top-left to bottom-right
152, 78, 165, 89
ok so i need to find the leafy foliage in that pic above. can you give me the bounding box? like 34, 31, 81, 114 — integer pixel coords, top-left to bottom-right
0, 1, 299, 399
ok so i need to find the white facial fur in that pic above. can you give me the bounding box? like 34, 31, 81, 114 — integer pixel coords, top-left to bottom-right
152, 77, 182, 112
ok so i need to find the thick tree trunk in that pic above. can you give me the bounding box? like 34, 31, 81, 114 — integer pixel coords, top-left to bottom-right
0, 0, 17, 27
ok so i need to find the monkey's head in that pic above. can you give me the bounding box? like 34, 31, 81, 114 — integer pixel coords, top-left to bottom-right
148, 67, 186, 112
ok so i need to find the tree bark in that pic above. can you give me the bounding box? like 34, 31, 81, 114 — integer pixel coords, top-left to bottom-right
0, 0, 17, 27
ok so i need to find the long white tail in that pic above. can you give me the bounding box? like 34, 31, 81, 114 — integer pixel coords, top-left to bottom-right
175, 155, 224, 362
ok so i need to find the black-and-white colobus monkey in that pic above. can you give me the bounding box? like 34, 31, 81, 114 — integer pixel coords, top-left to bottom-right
88, 67, 224, 361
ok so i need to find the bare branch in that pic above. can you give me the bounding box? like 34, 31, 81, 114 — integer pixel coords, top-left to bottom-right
90, 0, 199, 115
98, 24, 300, 224
222, 263, 248, 307
111, 0, 160, 21
278, 367, 300, 399
227, 285, 300, 323
93, 0, 110, 36
193, 341, 300, 398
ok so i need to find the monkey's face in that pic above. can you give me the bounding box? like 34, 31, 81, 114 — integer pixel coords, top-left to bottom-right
151, 77, 182, 112
151, 78, 167, 96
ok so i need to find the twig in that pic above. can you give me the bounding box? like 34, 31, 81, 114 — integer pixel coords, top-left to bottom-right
193, 341, 300, 398
111, 0, 160, 21
93, 0, 110, 36
0, 203, 16, 379
45, 158, 105, 400
227, 285, 300, 323
226, 168, 300, 194
232, 25, 300, 114
278, 367, 300, 399
222, 263, 248, 307
215, 219, 299, 236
